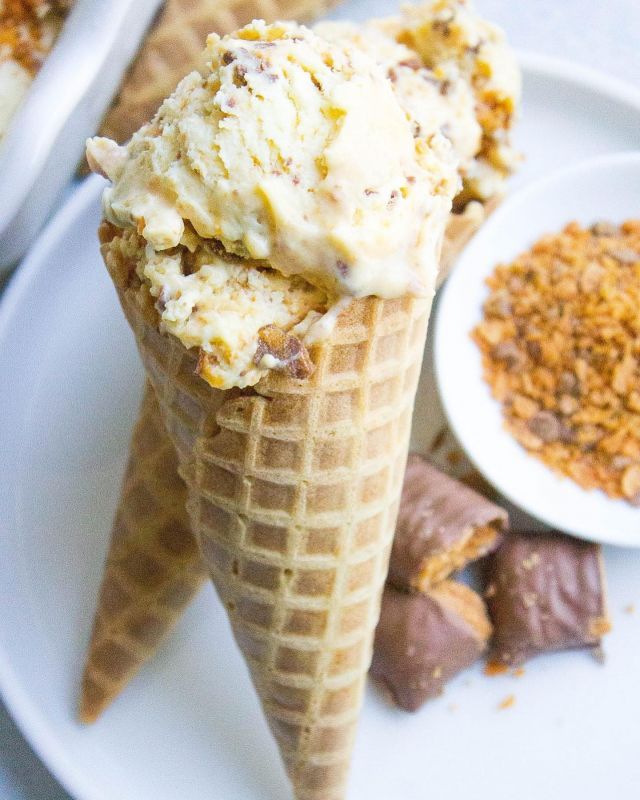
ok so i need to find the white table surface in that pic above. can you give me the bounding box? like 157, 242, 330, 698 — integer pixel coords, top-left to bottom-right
1, 0, 638, 797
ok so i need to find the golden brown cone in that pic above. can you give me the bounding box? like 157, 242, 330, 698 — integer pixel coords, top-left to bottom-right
81, 202, 491, 718
79, 382, 206, 724
100, 221, 433, 800
100, 0, 342, 144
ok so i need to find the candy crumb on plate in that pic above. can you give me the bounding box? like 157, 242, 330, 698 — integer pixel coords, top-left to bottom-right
498, 694, 516, 711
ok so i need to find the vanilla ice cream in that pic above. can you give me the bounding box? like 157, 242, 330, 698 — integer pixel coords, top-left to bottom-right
105, 226, 328, 390
319, 1, 520, 209
0, 1, 70, 142
316, 18, 482, 192
88, 20, 456, 303
91, 16, 524, 390
388, 0, 521, 204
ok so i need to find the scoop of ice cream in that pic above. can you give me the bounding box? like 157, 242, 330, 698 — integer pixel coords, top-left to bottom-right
87, 20, 456, 301
316, 19, 482, 185
391, 1, 520, 98
316, 1, 520, 207
0, 0, 68, 142
106, 227, 327, 389
388, 0, 521, 203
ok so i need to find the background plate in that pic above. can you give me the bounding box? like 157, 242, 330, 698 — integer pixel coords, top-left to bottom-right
1, 55, 640, 800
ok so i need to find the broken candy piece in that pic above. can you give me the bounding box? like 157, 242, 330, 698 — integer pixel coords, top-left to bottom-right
370, 582, 492, 712
254, 324, 314, 379
485, 531, 611, 667
389, 454, 507, 591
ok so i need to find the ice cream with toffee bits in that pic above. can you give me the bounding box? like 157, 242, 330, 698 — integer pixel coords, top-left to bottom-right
0, 1, 72, 142
318, 0, 520, 211
105, 227, 327, 389
315, 18, 481, 196
88, 20, 456, 300
389, 0, 521, 207
89, 20, 458, 389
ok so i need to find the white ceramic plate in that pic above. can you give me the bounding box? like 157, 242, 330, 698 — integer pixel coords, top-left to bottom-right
2, 55, 640, 800
435, 152, 640, 548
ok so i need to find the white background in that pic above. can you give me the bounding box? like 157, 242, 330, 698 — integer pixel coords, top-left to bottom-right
1, 1, 638, 797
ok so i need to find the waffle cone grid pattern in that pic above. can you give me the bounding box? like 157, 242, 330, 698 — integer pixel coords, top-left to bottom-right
104, 228, 431, 799
80, 383, 206, 722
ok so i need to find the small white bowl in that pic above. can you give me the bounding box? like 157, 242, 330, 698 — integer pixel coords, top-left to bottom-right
0, 0, 164, 272
435, 151, 640, 547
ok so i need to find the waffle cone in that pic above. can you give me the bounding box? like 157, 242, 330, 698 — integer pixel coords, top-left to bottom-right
100, 222, 433, 799
82, 197, 498, 697
79, 382, 206, 724
100, 0, 342, 144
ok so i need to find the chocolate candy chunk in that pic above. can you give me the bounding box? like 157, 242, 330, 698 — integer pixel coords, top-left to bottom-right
254, 324, 314, 379
486, 531, 611, 666
389, 454, 507, 591
371, 582, 492, 712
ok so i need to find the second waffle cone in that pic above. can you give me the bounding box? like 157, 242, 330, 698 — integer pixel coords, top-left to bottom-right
79, 382, 206, 723
101, 221, 433, 800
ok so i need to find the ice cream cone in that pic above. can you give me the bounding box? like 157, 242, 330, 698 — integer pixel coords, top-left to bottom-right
100, 0, 342, 144
81, 200, 494, 710
100, 221, 433, 799
79, 381, 206, 724
89, 12, 469, 791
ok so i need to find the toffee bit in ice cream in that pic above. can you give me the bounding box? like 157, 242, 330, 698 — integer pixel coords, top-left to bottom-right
87, 19, 456, 301
102, 226, 327, 390
254, 325, 314, 380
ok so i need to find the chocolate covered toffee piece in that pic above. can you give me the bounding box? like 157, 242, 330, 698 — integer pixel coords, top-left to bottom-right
371, 582, 492, 711
389, 454, 508, 591
486, 531, 611, 666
